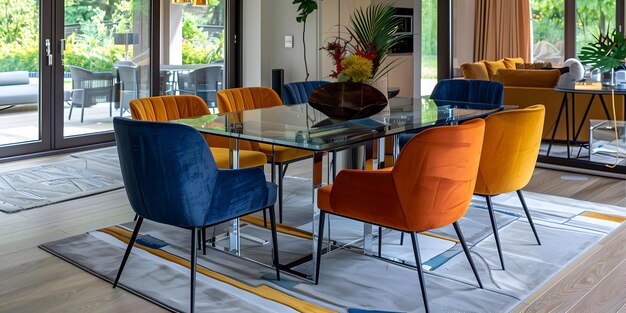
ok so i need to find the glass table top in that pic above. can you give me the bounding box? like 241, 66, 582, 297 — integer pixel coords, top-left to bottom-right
176, 97, 504, 152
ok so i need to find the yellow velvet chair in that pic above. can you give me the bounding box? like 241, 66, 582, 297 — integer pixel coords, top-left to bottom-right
316, 119, 486, 313
474, 105, 545, 270
129, 95, 268, 169
216, 87, 312, 223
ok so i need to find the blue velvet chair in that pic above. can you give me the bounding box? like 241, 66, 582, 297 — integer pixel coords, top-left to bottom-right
282, 80, 331, 105
111, 117, 279, 313
430, 79, 504, 105
399, 79, 504, 148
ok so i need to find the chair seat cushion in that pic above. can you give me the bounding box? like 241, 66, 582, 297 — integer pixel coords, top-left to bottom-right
258, 143, 312, 163
210, 147, 267, 169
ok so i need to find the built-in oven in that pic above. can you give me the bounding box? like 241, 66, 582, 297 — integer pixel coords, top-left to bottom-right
391, 7, 413, 54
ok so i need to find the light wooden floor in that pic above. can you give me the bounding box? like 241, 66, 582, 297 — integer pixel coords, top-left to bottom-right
0, 154, 624, 313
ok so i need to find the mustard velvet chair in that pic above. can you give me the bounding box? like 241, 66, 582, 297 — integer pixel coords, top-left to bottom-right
217, 87, 312, 223
130, 95, 267, 169
316, 119, 486, 313
474, 105, 545, 270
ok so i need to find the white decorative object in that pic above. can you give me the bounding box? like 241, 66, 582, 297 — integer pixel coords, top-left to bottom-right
563, 58, 585, 81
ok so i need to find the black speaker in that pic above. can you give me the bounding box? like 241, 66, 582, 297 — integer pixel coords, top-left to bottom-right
271, 69, 284, 98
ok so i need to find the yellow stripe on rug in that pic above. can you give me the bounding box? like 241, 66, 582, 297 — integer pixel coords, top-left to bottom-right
100, 226, 335, 313
580, 211, 626, 223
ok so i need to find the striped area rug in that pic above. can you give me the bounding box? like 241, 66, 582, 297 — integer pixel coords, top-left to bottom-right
40, 177, 626, 312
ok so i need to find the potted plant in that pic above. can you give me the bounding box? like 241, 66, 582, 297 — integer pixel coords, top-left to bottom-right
293, 0, 318, 81
578, 29, 626, 85
322, 3, 405, 91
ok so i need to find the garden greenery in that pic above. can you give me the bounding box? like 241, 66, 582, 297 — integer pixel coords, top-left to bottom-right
0, 0, 224, 73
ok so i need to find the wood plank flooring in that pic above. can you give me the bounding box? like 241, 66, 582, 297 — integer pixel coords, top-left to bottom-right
0, 153, 624, 313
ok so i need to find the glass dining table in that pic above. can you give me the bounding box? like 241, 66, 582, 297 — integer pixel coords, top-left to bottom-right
176, 97, 506, 282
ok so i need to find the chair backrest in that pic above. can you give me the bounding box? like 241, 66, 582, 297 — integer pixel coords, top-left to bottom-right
190, 65, 223, 106
216, 87, 283, 113
282, 80, 331, 105
431, 79, 504, 107
116, 64, 138, 92
474, 105, 545, 195
129, 95, 243, 151
190, 65, 223, 90
69, 65, 111, 89
113, 117, 218, 227
130, 95, 210, 121
391, 118, 485, 230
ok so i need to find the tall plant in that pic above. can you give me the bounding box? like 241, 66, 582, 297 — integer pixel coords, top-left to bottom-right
578, 29, 626, 72
293, 0, 318, 81
347, 3, 404, 80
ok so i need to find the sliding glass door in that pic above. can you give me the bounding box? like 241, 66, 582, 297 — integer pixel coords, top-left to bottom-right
57, 0, 152, 148
0, 0, 152, 158
0, 0, 51, 157
161, 1, 227, 113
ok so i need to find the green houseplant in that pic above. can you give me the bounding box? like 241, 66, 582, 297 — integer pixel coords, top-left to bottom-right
579, 29, 626, 84
293, 0, 318, 81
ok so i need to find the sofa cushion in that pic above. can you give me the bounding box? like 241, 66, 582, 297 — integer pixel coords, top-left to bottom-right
484, 60, 507, 79
0, 84, 38, 105
461, 62, 489, 80
503, 57, 525, 69
0, 71, 30, 86
493, 69, 561, 88
515, 62, 553, 69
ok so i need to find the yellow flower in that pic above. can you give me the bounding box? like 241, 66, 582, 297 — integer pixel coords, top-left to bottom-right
340, 55, 373, 83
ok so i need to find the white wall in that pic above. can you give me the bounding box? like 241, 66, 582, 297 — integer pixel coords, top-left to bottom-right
242, 0, 263, 86
243, 0, 320, 87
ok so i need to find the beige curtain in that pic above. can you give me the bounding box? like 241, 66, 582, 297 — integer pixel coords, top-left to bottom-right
474, 0, 531, 62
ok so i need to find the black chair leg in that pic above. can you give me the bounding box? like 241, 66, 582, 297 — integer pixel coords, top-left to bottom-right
517, 190, 541, 245
113, 216, 144, 288
196, 229, 202, 251
133, 214, 138, 221
315, 211, 326, 285
452, 222, 483, 289
268, 205, 280, 280
400, 232, 404, 245
202, 227, 207, 255
410, 232, 429, 313
278, 164, 284, 224
190, 227, 197, 313
486, 195, 505, 270
263, 209, 267, 228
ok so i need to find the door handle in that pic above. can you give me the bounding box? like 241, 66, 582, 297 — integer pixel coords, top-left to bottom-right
59, 39, 65, 66
45, 39, 53, 66
59, 39, 65, 57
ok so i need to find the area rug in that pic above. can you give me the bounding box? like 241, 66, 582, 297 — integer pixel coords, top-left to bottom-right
40, 175, 626, 313
0, 147, 122, 213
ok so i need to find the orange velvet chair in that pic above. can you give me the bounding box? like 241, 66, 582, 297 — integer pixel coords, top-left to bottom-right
129, 95, 267, 169
216, 87, 312, 223
315, 119, 486, 313
474, 105, 545, 270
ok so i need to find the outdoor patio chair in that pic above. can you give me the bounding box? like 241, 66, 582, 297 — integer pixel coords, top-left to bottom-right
68, 65, 114, 123
113, 61, 139, 117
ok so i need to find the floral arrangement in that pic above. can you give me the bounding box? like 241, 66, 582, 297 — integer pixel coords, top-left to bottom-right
322, 3, 405, 83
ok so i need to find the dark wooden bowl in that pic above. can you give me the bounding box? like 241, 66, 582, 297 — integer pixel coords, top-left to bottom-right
308, 82, 388, 120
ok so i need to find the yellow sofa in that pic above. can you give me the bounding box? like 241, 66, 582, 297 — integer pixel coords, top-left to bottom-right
461, 59, 625, 141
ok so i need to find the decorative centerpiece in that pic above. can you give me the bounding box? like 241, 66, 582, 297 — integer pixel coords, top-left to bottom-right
578, 29, 626, 86
309, 3, 405, 120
